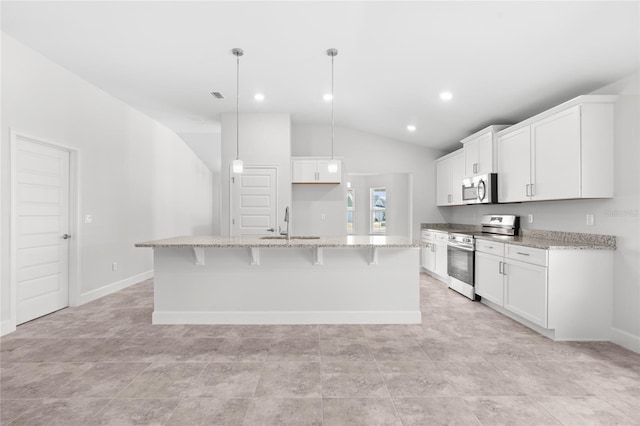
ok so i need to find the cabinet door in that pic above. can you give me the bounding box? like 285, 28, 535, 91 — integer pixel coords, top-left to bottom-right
465, 132, 494, 176
450, 153, 465, 205
464, 138, 479, 177
497, 127, 531, 203
436, 160, 451, 206
476, 132, 495, 175
503, 259, 548, 327
434, 242, 448, 278
531, 106, 581, 201
475, 252, 504, 306
317, 160, 341, 183
421, 244, 436, 271
292, 160, 318, 183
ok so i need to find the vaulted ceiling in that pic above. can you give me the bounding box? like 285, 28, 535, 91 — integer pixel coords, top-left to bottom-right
2, 1, 638, 161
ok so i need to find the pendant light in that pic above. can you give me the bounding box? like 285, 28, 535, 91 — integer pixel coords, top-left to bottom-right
232, 48, 244, 174
327, 48, 339, 173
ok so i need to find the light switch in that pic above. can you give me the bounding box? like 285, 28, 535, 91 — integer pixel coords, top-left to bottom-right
85, 214, 93, 224
321, 214, 326, 221
586, 214, 595, 226
528, 214, 534, 224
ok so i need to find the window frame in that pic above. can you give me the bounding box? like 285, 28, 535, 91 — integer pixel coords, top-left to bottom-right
370, 187, 386, 234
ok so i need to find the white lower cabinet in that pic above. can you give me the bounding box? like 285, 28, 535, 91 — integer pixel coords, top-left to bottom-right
503, 258, 547, 328
421, 243, 435, 271
421, 231, 449, 282
476, 241, 548, 328
474, 238, 613, 340
475, 251, 504, 306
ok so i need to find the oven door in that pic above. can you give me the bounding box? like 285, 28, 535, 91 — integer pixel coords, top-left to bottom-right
447, 244, 474, 286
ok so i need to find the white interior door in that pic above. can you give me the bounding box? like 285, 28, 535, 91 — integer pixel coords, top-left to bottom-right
231, 167, 277, 236
15, 137, 70, 324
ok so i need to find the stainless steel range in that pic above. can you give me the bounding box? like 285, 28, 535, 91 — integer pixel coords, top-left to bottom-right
447, 214, 520, 300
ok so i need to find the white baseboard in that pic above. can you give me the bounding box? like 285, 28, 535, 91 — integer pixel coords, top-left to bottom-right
153, 310, 422, 325
1, 320, 17, 336
611, 326, 640, 354
77, 270, 153, 306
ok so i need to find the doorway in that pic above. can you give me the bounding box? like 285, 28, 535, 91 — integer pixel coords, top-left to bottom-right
230, 166, 278, 236
10, 131, 78, 325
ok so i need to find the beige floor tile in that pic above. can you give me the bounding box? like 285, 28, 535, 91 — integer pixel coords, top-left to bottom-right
254, 362, 321, 397
116, 362, 206, 398
165, 398, 250, 426
243, 398, 322, 425
1, 362, 93, 398
379, 361, 456, 397
464, 395, 561, 425
267, 337, 321, 362
320, 337, 375, 362
92, 398, 180, 426
323, 398, 402, 426
7, 398, 110, 426
189, 362, 262, 397
437, 361, 525, 396
56, 362, 150, 398
534, 395, 636, 425
393, 396, 481, 425
321, 361, 389, 398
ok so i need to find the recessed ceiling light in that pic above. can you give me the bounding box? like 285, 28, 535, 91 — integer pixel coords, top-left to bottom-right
323, 93, 333, 102
440, 92, 453, 101
254, 93, 265, 102
407, 125, 417, 132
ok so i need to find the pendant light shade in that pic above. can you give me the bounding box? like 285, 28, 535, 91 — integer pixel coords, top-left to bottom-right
232, 48, 244, 174
327, 48, 339, 174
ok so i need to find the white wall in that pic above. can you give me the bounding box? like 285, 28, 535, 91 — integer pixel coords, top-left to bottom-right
292, 125, 444, 239
220, 113, 291, 236
1, 35, 213, 332
441, 73, 640, 352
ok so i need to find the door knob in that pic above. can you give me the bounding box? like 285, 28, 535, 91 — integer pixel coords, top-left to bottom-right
62, 234, 71, 240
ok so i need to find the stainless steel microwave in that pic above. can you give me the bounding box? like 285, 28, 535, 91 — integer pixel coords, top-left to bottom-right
462, 173, 498, 204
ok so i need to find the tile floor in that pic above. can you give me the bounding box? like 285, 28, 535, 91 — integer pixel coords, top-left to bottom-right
1, 273, 639, 425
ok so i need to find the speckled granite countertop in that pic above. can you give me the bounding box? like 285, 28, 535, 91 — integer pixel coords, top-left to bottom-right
420, 223, 615, 250
136, 235, 423, 248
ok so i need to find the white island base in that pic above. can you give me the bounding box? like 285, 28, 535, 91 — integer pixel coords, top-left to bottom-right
151, 244, 421, 325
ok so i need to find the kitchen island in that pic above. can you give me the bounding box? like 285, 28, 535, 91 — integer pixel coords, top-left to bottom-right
135, 235, 422, 325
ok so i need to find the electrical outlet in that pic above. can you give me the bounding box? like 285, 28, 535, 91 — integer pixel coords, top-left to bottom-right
321, 214, 326, 221
112, 262, 118, 272
528, 214, 534, 224
84, 214, 93, 224
586, 214, 595, 226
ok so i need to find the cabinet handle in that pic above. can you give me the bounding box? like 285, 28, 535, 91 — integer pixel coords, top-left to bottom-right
526, 184, 530, 197
431, 244, 436, 252
498, 261, 503, 275
486, 245, 494, 249
530, 183, 535, 197
516, 252, 530, 256
502, 262, 507, 275
448, 194, 452, 203
473, 163, 478, 174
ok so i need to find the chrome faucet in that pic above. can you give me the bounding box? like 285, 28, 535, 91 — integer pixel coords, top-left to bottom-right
281, 206, 290, 242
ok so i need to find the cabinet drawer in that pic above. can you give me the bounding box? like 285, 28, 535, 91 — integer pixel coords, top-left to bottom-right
476, 239, 504, 256
433, 231, 449, 241
505, 244, 547, 266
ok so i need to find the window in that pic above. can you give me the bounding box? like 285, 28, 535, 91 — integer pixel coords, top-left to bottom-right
346, 189, 355, 234
370, 187, 386, 234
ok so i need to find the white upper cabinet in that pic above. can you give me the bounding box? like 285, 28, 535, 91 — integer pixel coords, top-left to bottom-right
497, 95, 616, 203
292, 158, 341, 184
497, 126, 531, 203
435, 149, 464, 206
461, 125, 509, 177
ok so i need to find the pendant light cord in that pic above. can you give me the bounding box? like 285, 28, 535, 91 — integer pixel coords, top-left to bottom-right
331, 53, 335, 160
236, 53, 240, 161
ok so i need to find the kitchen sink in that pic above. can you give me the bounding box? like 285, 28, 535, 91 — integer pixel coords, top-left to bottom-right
260, 236, 320, 240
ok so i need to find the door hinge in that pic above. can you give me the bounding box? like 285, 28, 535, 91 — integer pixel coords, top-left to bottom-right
231, 177, 235, 184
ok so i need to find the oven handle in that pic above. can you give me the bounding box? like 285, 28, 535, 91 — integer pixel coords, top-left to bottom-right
447, 243, 475, 252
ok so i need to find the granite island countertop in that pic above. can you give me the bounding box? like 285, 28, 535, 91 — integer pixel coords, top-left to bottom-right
136, 235, 423, 249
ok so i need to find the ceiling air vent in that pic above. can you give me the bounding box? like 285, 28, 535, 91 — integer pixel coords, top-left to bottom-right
210, 91, 224, 99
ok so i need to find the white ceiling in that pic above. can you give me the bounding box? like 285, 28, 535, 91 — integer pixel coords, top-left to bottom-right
2, 1, 639, 157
